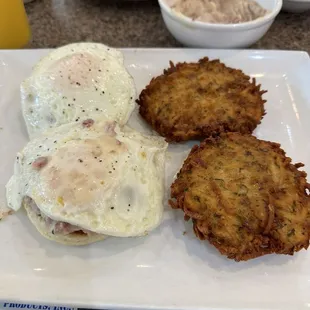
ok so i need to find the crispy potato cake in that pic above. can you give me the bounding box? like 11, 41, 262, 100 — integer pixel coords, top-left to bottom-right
170, 133, 310, 261
137, 57, 266, 142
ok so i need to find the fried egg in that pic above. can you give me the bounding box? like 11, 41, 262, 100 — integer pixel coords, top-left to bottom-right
21, 43, 136, 138
6, 118, 168, 237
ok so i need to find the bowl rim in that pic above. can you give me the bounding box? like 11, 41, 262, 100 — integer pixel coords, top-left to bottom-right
158, 0, 283, 30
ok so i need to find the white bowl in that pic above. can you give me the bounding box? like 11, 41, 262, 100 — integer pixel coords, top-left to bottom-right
282, 0, 310, 12
158, 0, 283, 48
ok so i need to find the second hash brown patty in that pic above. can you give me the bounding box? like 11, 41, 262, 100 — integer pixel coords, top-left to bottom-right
169, 133, 310, 261
137, 57, 267, 142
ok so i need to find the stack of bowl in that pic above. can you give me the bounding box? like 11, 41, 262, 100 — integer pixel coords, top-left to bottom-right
282, 0, 310, 12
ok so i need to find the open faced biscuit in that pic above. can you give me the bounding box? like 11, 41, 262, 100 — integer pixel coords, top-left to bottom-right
23, 196, 106, 246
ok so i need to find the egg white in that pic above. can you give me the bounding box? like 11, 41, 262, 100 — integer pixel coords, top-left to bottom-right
6, 118, 168, 237
21, 43, 136, 138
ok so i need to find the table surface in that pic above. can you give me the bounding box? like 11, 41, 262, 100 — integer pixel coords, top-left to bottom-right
25, 0, 310, 53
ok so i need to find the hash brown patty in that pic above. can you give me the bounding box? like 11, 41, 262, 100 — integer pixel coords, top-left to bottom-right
137, 57, 267, 142
169, 133, 310, 261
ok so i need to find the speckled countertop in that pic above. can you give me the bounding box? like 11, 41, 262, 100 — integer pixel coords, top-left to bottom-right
25, 0, 310, 53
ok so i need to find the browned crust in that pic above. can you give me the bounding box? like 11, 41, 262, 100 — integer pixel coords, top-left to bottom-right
137, 57, 267, 142
169, 133, 310, 261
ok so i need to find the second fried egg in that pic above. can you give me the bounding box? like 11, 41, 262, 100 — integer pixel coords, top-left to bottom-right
6, 117, 168, 237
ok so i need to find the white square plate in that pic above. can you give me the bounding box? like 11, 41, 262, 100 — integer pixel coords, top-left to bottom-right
0, 49, 310, 310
